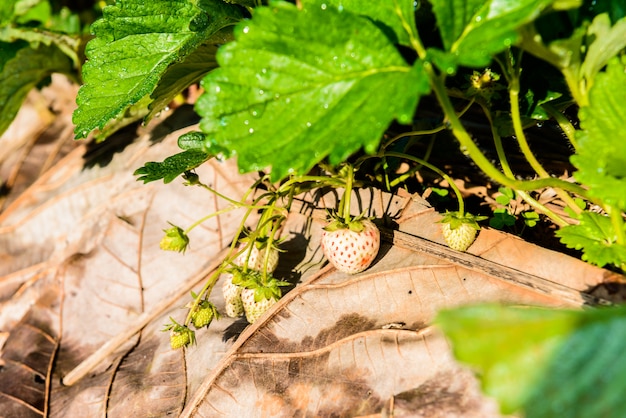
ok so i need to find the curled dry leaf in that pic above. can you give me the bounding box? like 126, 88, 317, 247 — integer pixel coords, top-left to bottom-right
0, 110, 259, 416
0, 109, 622, 416
180, 191, 618, 417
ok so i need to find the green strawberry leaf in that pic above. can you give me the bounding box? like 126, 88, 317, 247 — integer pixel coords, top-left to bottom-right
489, 209, 516, 229
148, 43, 220, 120
73, 0, 242, 140
301, 0, 418, 46
522, 211, 539, 227
177, 131, 208, 150
222, 0, 259, 8
556, 211, 626, 267
196, 1, 429, 181
134, 149, 212, 184
0, 40, 74, 137
429, 0, 580, 69
1, 0, 45, 25
0, 26, 81, 65
437, 304, 626, 417
571, 57, 626, 211
580, 14, 626, 90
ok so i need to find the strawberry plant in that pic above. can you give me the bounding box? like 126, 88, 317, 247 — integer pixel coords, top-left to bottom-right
7, 0, 623, 414
68, 0, 626, 271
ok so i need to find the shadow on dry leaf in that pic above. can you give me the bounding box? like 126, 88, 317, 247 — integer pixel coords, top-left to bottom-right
0, 91, 622, 417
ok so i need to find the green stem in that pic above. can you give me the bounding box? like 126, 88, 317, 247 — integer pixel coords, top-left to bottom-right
276, 175, 344, 195
398, 5, 426, 58
562, 68, 588, 107
341, 164, 354, 223
509, 87, 551, 178
479, 102, 568, 226
383, 151, 465, 215
184, 269, 221, 326
388, 134, 437, 187
509, 69, 583, 216
184, 205, 239, 235
424, 61, 592, 200
542, 103, 578, 150
262, 214, 285, 282
197, 181, 253, 207
381, 125, 446, 150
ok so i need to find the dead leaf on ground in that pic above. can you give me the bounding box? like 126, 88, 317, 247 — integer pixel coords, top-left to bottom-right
0, 107, 623, 417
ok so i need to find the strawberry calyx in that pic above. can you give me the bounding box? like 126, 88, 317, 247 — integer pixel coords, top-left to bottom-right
189, 299, 220, 329
438, 211, 487, 230
160, 222, 189, 253
323, 211, 372, 233
231, 268, 289, 302
162, 317, 196, 349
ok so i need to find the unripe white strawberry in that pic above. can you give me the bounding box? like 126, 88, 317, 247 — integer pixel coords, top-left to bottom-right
241, 288, 278, 324
235, 244, 279, 273
439, 211, 486, 252
222, 276, 244, 318
442, 222, 478, 251
321, 218, 380, 274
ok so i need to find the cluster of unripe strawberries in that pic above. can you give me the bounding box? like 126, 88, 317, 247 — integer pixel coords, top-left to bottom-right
165, 196, 481, 349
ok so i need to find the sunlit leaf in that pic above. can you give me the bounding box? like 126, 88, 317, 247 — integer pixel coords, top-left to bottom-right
72, 0, 242, 139
438, 304, 626, 417
196, 1, 429, 181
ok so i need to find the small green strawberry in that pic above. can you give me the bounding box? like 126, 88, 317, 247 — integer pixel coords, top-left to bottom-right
163, 318, 195, 349
321, 216, 380, 274
160, 223, 189, 253
222, 273, 244, 318
191, 300, 220, 328
170, 331, 191, 349
439, 211, 487, 252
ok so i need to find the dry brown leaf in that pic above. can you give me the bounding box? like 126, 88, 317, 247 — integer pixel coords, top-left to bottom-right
0, 75, 82, 212
0, 108, 622, 417
180, 190, 616, 417
0, 112, 259, 416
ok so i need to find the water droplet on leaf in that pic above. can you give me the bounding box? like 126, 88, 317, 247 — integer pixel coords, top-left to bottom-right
249, 103, 266, 118
398, 113, 411, 124
242, 26, 250, 34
